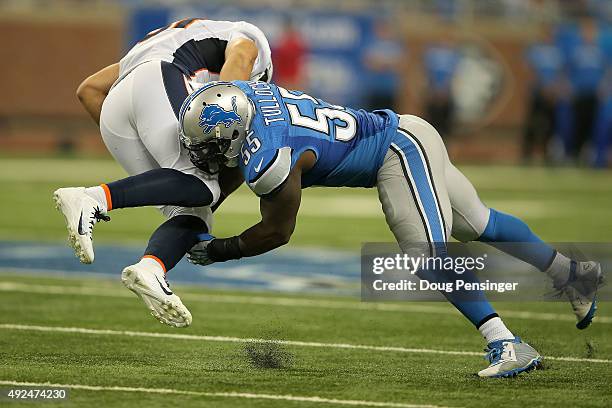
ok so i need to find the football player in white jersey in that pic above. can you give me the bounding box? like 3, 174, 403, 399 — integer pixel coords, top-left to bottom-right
54, 19, 272, 328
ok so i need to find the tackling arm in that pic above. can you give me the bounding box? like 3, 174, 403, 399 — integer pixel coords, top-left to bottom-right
76, 63, 119, 126
219, 38, 259, 81
237, 162, 302, 256
192, 151, 315, 264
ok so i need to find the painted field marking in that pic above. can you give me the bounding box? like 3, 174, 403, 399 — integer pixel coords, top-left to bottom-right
1, 323, 610, 364
0, 380, 451, 408
1, 281, 610, 325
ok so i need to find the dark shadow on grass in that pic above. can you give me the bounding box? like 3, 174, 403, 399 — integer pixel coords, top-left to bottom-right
585, 340, 597, 359
242, 327, 294, 370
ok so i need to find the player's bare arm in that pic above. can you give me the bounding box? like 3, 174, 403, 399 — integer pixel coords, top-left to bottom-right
187, 150, 316, 265
219, 38, 259, 81
76, 39, 255, 126
237, 151, 315, 256
212, 166, 245, 212
76, 63, 119, 125
193, 151, 314, 264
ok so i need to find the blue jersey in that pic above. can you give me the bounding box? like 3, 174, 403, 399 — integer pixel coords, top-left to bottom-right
235, 81, 399, 196
525, 43, 564, 88
568, 42, 606, 94
424, 45, 461, 91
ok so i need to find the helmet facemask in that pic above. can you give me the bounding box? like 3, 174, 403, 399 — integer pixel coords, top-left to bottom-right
179, 135, 224, 174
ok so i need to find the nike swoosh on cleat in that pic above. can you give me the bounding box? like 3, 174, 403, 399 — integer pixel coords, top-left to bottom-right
155, 276, 173, 295
77, 210, 87, 236
254, 158, 264, 173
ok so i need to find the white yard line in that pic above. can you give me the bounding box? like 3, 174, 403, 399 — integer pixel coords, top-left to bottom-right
1, 323, 610, 364
0, 380, 450, 408
1, 281, 610, 324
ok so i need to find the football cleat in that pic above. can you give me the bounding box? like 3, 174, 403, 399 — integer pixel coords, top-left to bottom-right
561, 261, 603, 330
121, 263, 192, 328
53, 187, 109, 264
477, 336, 541, 378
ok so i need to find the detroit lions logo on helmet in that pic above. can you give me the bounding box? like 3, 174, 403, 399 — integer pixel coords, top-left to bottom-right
198, 97, 242, 133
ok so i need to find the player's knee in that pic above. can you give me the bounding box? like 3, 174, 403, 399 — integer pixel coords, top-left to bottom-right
451, 210, 485, 242
152, 168, 216, 206
153, 214, 208, 234
169, 169, 215, 204
181, 171, 221, 205
400, 242, 433, 258
159, 205, 213, 230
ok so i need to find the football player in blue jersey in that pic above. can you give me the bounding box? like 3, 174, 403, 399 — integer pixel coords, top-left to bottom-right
56, 79, 601, 377
178, 81, 602, 378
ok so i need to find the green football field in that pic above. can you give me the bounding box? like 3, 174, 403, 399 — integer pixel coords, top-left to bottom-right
0, 158, 611, 407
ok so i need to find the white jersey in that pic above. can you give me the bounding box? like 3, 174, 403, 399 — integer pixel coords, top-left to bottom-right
117, 19, 272, 86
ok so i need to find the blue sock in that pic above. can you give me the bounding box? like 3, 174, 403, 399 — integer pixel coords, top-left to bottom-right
478, 209, 556, 271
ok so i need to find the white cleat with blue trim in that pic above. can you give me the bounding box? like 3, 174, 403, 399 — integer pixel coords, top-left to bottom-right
477, 337, 541, 378
562, 261, 603, 330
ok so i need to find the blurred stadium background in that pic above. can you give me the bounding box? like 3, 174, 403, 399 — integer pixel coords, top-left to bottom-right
0, 2, 611, 407
1, 0, 612, 164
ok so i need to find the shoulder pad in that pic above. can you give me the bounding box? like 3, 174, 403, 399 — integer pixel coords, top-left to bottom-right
246, 147, 292, 196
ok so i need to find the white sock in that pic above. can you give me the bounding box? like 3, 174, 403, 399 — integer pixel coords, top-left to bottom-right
138, 256, 166, 275
479, 317, 514, 344
85, 186, 108, 213
546, 252, 572, 286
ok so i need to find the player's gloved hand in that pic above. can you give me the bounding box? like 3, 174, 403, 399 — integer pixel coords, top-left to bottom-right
187, 233, 216, 266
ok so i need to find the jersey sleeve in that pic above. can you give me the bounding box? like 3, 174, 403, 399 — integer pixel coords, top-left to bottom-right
243, 147, 293, 197
229, 22, 273, 82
